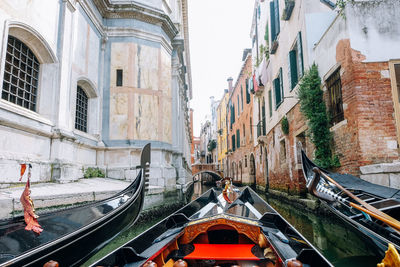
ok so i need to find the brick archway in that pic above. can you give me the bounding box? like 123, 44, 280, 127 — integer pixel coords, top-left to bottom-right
192, 164, 224, 181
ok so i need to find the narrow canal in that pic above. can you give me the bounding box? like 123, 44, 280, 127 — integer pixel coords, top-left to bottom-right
84, 182, 382, 266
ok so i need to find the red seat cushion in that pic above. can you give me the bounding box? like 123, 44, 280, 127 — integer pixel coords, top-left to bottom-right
183, 244, 260, 260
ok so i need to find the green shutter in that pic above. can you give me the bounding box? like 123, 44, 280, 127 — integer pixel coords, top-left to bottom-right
237, 129, 240, 148
232, 135, 235, 151
270, 1, 276, 41
297, 32, 304, 78
268, 90, 272, 117
246, 79, 250, 104
289, 50, 298, 90
241, 86, 244, 110
274, 0, 280, 36
274, 78, 281, 109
279, 67, 284, 100
230, 104, 235, 129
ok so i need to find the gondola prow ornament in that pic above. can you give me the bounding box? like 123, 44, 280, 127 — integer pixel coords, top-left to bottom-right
20, 164, 43, 234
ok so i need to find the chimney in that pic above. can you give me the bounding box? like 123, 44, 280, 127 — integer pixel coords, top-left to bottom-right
227, 77, 233, 93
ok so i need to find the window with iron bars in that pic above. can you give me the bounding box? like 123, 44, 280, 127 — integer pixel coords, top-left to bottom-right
2, 36, 40, 111
327, 68, 344, 125
75, 86, 88, 132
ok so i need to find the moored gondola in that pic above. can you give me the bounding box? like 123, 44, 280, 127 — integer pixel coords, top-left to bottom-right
93, 184, 332, 267
0, 143, 150, 267
301, 150, 400, 256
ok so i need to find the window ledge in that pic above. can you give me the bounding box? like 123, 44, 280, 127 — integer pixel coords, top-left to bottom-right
73, 129, 100, 142
0, 99, 53, 126
330, 119, 347, 132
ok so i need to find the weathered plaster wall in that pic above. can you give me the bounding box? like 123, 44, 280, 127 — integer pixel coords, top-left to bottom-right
108, 42, 172, 143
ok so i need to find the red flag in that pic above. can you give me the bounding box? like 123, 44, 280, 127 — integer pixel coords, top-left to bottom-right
20, 166, 43, 234
20, 164, 26, 181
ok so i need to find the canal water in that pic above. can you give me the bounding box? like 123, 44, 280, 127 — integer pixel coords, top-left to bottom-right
84, 182, 382, 266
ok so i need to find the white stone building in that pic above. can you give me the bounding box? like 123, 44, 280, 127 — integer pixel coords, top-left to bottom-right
0, 0, 193, 190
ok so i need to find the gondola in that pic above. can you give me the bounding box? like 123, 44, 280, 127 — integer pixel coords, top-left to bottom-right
0, 143, 150, 267
301, 150, 400, 256
93, 183, 332, 267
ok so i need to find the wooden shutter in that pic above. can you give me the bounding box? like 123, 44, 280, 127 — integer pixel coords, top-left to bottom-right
274, 78, 281, 109
270, 1, 276, 41
237, 129, 240, 148
289, 50, 298, 90
268, 90, 272, 117
274, 0, 280, 36
297, 32, 304, 78
246, 79, 251, 104
279, 67, 284, 100
241, 86, 244, 110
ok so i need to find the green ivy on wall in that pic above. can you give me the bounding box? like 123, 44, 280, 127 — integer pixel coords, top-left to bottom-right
297, 63, 340, 169
281, 116, 289, 135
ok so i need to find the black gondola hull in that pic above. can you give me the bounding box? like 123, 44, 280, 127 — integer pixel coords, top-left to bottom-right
301, 150, 400, 255
1, 174, 144, 267
93, 186, 332, 267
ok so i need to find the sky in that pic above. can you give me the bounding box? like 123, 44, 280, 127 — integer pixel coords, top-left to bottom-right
188, 0, 254, 136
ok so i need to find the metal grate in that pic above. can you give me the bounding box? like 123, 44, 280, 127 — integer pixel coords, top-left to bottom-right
2, 36, 40, 111
75, 86, 88, 132
327, 68, 344, 125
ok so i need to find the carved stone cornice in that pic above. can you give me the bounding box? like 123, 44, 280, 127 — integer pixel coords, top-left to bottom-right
92, 0, 179, 40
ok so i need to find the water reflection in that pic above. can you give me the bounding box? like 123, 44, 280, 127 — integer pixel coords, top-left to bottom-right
265, 198, 381, 267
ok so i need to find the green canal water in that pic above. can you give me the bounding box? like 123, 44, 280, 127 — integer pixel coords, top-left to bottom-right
84, 182, 382, 266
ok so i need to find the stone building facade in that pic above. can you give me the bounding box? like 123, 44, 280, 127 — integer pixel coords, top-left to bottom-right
251, 0, 400, 193
226, 50, 255, 185
0, 0, 192, 190
216, 89, 229, 174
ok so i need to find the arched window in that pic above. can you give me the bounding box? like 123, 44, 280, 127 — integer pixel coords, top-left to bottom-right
2, 36, 40, 111
75, 86, 88, 132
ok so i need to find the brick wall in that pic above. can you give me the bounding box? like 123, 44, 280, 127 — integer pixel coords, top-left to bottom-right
331, 39, 399, 175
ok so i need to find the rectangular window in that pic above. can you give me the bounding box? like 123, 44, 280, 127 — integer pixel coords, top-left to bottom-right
241, 86, 244, 111
232, 134, 236, 151
246, 79, 251, 104
327, 68, 344, 125
280, 139, 286, 164
116, 69, 123, 87
75, 86, 88, 132
270, 0, 280, 42
250, 117, 253, 137
237, 129, 240, 149
274, 68, 284, 109
268, 90, 272, 117
288, 32, 304, 91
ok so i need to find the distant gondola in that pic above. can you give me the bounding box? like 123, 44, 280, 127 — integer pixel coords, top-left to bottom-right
0, 143, 150, 267
93, 183, 332, 267
301, 150, 400, 256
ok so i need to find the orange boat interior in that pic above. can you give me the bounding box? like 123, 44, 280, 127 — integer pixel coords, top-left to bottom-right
143, 217, 287, 267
